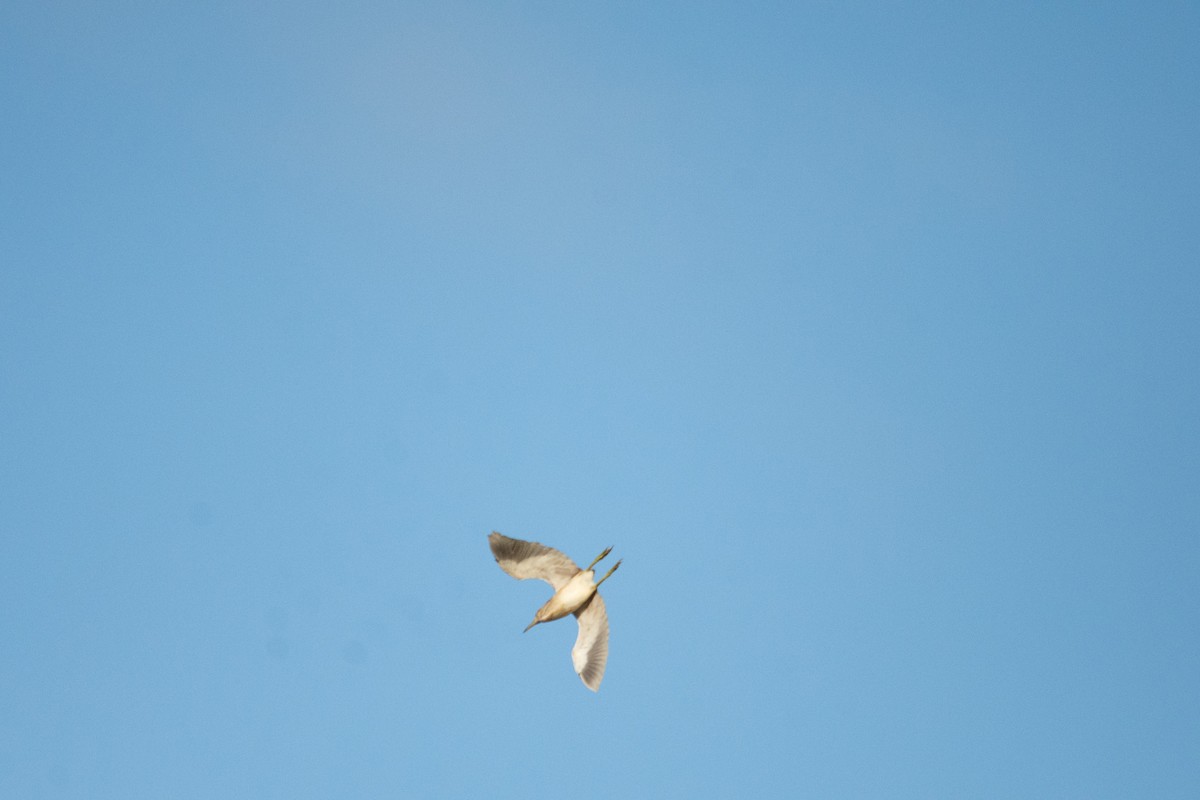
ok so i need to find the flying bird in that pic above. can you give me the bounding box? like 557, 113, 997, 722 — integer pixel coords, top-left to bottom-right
488, 531, 622, 692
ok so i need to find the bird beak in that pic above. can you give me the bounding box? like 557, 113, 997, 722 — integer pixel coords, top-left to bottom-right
524, 620, 537, 633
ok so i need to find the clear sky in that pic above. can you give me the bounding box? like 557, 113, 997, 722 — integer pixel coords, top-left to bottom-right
2, 2, 1198, 797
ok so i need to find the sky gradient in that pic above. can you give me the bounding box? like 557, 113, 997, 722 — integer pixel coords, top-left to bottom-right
2, 2, 1198, 797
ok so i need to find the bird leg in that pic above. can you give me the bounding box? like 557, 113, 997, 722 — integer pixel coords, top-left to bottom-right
585, 546, 613, 571
595, 559, 622, 587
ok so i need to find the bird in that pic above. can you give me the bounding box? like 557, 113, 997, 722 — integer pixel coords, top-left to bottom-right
488, 531, 622, 692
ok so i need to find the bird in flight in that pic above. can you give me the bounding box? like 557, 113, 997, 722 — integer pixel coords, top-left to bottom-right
488, 532, 622, 691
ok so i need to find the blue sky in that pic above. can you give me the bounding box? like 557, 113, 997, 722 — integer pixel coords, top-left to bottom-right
2, 2, 1198, 797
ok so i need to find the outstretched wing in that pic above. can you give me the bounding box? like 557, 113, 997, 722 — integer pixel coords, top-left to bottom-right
488, 531, 580, 591
572, 592, 609, 692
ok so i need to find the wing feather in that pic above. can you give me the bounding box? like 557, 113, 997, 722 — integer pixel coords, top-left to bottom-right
488, 531, 580, 591
572, 593, 609, 692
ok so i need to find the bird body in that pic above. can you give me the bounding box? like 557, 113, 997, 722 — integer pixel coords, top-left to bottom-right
525, 568, 601, 630
488, 531, 622, 691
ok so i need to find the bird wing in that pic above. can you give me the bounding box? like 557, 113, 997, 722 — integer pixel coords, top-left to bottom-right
488, 532, 580, 591
571, 593, 609, 692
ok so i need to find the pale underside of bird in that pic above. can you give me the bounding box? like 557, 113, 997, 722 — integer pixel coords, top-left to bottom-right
488, 531, 622, 692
